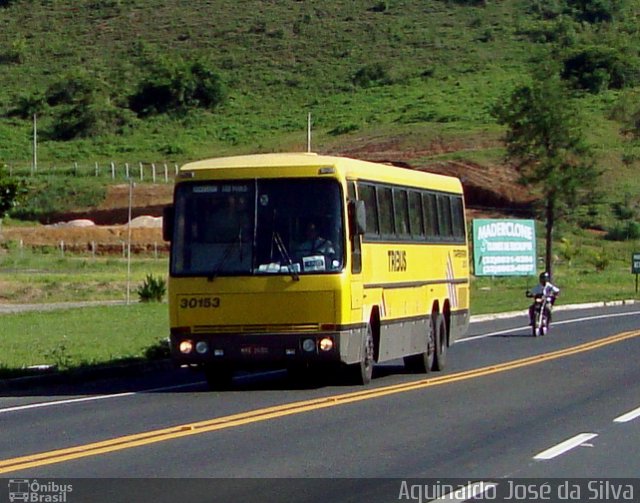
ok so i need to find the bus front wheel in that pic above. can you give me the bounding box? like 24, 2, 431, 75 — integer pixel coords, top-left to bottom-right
347, 323, 374, 385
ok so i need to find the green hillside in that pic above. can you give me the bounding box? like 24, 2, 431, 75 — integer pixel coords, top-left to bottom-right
0, 0, 639, 222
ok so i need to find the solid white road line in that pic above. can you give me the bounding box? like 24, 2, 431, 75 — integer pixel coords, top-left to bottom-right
614, 405, 640, 423
533, 433, 598, 460
0, 382, 199, 415
461, 310, 640, 343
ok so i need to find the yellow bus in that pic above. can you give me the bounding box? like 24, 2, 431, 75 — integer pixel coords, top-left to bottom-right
163, 153, 469, 388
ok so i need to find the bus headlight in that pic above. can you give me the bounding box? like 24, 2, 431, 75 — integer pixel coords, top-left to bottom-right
302, 339, 316, 352
179, 340, 194, 354
319, 337, 334, 352
195, 341, 209, 354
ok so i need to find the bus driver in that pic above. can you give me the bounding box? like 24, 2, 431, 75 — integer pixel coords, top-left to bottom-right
294, 221, 335, 259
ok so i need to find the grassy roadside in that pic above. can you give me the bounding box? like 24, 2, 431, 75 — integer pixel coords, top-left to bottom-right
0, 304, 168, 379
1, 234, 639, 380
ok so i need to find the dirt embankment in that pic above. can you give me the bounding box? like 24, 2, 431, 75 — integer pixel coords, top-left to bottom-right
1, 142, 535, 251
1, 184, 172, 253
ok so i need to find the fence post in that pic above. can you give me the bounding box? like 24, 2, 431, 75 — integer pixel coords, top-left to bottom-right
74, 162, 78, 176
95, 162, 99, 177
139, 162, 144, 181
125, 162, 130, 179
152, 163, 156, 183
164, 163, 168, 183
111, 162, 116, 180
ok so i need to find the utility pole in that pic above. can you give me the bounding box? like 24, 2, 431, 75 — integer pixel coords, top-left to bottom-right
126, 179, 134, 305
32, 113, 37, 174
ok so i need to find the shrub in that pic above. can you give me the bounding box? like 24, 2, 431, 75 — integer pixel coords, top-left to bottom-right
144, 338, 170, 360
564, 0, 621, 23
328, 123, 360, 136
561, 46, 637, 93
605, 221, 640, 241
129, 58, 226, 117
557, 238, 579, 265
587, 248, 610, 271
352, 63, 391, 88
0, 170, 27, 219
137, 274, 167, 303
50, 99, 135, 140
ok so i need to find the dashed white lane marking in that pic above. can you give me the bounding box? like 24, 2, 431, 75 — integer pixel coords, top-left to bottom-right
614, 405, 640, 423
533, 433, 598, 460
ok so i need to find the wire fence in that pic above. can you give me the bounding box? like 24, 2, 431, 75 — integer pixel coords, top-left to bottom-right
7, 238, 169, 258
3, 161, 181, 183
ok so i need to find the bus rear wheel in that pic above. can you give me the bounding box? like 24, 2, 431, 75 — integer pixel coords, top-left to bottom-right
432, 313, 447, 371
403, 315, 434, 373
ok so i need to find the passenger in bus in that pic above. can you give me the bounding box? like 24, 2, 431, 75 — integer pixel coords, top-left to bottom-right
294, 221, 335, 259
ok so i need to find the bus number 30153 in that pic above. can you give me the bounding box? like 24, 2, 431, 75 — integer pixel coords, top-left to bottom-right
180, 297, 221, 309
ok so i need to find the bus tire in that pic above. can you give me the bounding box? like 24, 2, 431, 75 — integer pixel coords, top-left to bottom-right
203, 364, 234, 390
432, 313, 447, 371
347, 323, 374, 385
403, 315, 434, 373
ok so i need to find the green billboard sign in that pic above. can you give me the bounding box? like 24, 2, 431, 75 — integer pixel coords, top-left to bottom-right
472, 219, 537, 276
633, 252, 640, 274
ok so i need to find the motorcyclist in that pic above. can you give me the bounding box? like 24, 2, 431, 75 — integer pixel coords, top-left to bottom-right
527, 272, 560, 326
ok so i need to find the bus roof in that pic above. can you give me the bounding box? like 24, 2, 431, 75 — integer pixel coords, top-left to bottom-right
180, 153, 463, 193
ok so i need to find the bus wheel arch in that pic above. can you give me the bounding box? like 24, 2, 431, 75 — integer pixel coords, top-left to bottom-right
442, 300, 452, 348
346, 311, 376, 385
369, 306, 381, 363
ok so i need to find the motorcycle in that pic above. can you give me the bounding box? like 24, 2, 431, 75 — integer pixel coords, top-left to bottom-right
526, 291, 555, 337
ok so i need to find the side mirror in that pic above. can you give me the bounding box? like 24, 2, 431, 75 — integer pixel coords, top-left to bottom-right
348, 200, 366, 236
162, 205, 174, 242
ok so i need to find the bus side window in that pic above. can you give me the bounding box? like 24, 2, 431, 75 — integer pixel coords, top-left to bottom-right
422, 192, 439, 240
437, 195, 453, 239
358, 183, 379, 237
378, 187, 394, 238
409, 190, 424, 240
393, 189, 410, 238
451, 196, 466, 240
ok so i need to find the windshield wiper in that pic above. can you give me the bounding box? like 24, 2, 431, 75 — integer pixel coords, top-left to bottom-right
207, 230, 245, 282
272, 231, 299, 281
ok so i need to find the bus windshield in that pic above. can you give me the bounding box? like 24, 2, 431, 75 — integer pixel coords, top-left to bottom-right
170, 178, 344, 277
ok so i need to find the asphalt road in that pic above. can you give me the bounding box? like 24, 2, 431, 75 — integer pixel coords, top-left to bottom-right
2, 303, 640, 503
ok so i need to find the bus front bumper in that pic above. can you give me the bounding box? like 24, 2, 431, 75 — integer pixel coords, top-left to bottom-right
169, 327, 366, 369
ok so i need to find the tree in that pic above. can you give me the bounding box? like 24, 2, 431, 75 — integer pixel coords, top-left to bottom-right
129, 58, 226, 117
492, 70, 600, 276
0, 168, 26, 222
